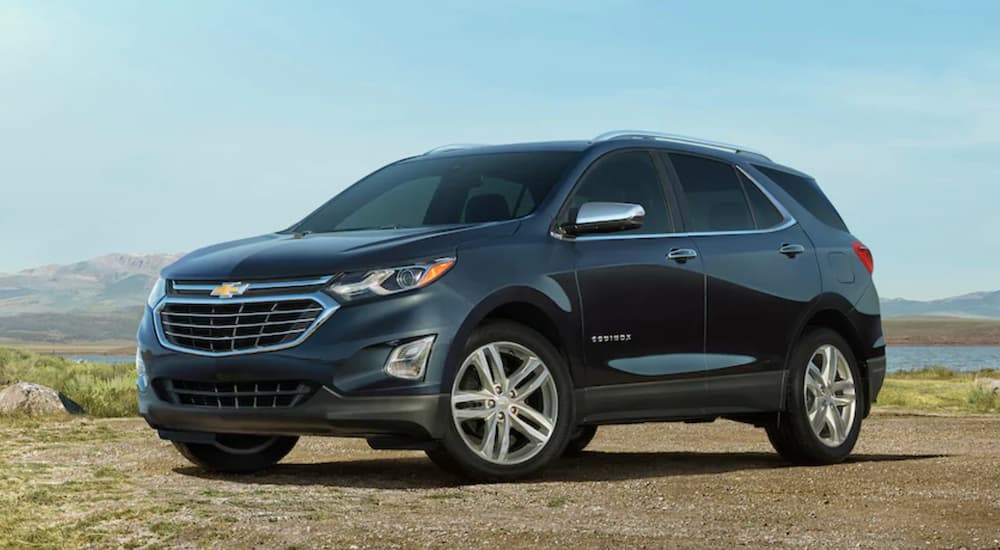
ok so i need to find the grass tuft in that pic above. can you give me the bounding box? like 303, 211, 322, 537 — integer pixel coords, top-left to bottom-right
0, 347, 137, 417
877, 365, 1000, 414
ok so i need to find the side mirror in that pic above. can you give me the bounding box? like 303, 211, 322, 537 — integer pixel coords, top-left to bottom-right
562, 202, 645, 236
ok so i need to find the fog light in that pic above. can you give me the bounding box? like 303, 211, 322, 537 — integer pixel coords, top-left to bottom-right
384, 336, 435, 380
136, 349, 149, 392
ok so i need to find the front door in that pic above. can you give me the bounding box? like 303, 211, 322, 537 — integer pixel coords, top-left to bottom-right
558, 150, 709, 421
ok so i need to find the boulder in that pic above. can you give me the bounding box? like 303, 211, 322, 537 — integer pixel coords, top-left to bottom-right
974, 378, 1000, 396
0, 382, 85, 415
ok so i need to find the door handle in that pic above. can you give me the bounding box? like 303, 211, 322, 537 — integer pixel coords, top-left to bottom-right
779, 243, 806, 258
667, 248, 698, 263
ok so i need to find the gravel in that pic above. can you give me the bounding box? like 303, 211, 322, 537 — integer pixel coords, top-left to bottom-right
2, 413, 998, 548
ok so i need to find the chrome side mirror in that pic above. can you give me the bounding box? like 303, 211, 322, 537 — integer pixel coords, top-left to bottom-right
562, 202, 645, 236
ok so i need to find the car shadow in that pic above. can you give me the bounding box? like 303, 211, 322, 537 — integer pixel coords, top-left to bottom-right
172, 451, 945, 489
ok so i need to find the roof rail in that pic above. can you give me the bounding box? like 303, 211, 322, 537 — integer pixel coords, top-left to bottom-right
592, 130, 770, 161
423, 143, 487, 155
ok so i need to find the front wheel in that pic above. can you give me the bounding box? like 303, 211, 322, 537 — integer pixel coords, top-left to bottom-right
173, 434, 298, 474
426, 321, 574, 481
766, 328, 863, 465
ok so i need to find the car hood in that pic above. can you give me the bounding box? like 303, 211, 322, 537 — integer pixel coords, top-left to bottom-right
161, 223, 517, 281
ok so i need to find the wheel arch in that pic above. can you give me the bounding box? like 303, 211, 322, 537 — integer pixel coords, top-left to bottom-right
789, 300, 873, 416
445, 287, 582, 389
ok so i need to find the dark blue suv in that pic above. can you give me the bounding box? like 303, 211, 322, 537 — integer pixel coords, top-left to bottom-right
137, 131, 886, 480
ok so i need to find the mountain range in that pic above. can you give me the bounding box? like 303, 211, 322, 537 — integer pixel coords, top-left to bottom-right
0, 253, 183, 317
0, 254, 181, 344
879, 291, 1000, 319
0, 253, 999, 344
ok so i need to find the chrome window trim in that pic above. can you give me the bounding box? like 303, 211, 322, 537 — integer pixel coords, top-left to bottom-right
550, 164, 796, 242
171, 275, 336, 293
153, 292, 340, 358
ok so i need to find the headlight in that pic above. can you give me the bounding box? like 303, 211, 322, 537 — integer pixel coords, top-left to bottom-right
326, 257, 455, 302
146, 277, 166, 308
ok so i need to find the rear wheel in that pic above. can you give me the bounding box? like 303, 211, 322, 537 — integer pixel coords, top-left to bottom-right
172, 434, 298, 474
767, 328, 862, 465
426, 321, 573, 481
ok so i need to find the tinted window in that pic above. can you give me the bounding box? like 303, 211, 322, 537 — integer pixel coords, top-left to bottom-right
293, 152, 579, 233
753, 165, 849, 232
466, 176, 536, 222
668, 154, 753, 232
336, 176, 439, 230
739, 171, 784, 229
567, 151, 670, 234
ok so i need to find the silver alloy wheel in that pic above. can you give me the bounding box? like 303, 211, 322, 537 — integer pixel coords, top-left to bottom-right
451, 341, 559, 465
804, 344, 858, 447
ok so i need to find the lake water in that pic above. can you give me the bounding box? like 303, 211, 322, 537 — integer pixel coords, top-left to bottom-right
63, 346, 1000, 372
886, 346, 1000, 373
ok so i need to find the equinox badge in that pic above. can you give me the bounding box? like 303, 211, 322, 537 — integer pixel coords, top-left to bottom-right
210, 282, 250, 299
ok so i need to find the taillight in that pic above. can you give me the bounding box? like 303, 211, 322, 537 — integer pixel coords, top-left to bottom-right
852, 241, 874, 274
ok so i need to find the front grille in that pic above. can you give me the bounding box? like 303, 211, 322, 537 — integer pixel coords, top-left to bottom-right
170, 278, 333, 298
158, 379, 313, 408
158, 298, 325, 354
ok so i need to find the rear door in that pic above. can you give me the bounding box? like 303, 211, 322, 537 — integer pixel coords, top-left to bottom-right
561, 150, 709, 421
661, 152, 822, 413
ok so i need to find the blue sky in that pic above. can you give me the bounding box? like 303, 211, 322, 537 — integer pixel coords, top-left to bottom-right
1, 1, 998, 299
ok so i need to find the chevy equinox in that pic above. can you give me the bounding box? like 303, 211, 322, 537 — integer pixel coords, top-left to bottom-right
137, 131, 886, 481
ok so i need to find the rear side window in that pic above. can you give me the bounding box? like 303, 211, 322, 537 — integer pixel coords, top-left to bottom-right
667, 154, 754, 232
738, 171, 784, 229
753, 165, 849, 232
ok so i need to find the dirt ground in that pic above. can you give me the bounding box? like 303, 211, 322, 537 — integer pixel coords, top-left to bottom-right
1, 413, 998, 549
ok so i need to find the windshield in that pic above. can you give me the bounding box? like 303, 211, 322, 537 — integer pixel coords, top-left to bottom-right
291, 151, 580, 233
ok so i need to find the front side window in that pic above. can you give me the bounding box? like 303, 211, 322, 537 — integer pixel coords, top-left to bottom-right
668, 153, 754, 232
564, 151, 671, 234
292, 152, 579, 233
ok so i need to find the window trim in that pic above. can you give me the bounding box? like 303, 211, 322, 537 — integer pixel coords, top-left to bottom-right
549, 148, 678, 239
551, 155, 797, 241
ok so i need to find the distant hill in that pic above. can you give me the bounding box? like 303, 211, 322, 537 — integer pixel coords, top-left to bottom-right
0, 253, 181, 344
880, 291, 1000, 319
0, 253, 182, 317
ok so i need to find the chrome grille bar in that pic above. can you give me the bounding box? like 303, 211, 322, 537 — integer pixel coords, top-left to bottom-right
153, 290, 339, 357
160, 307, 324, 318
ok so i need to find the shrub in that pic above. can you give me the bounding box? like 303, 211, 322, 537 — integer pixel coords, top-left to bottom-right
0, 348, 138, 417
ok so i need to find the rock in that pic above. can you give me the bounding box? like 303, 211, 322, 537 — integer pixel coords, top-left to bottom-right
0, 382, 85, 415
974, 378, 1000, 395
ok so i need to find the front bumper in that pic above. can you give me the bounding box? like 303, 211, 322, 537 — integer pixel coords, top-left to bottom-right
137, 281, 472, 440
144, 386, 448, 440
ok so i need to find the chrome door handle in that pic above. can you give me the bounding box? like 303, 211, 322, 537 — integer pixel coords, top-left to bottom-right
667, 248, 698, 263
779, 243, 806, 257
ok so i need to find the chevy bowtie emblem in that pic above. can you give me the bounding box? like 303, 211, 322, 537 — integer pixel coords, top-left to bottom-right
211, 282, 250, 299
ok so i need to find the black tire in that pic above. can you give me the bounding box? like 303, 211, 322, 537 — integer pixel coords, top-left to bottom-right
426, 321, 575, 481
766, 328, 863, 465
563, 425, 598, 456
172, 434, 298, 474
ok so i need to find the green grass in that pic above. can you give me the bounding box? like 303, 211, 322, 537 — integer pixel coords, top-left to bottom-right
0, 347, 137, 418
877, 366, 1000, 414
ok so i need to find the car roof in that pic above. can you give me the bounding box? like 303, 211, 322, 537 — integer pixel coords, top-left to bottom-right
418, 136, 761, 163
413, 134, 815, 179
